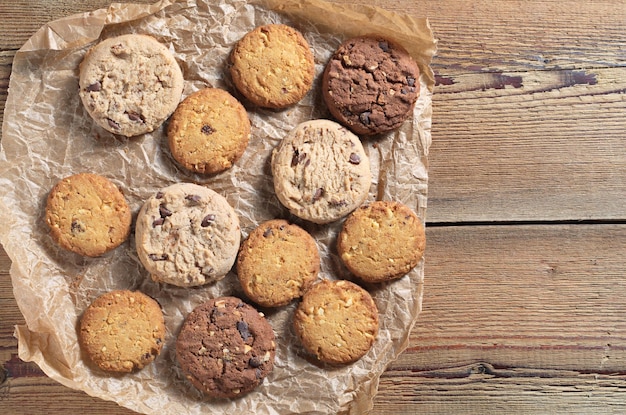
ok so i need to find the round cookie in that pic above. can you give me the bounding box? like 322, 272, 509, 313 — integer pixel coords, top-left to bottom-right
45, 173, 131, 257
168, 88, 251, 174
135, 183, 241, 287
237, 219, 320, 307
293, 279, 379, 365
79, 34, 184, 137
322, 36, 420, 135
230, 24, 315, 108
337, 200, 425, 283
176, 296, 276, 399
271, 119, 371, 224
79, 290, 166, 373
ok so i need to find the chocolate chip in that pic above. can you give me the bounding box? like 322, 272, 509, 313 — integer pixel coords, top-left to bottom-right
349, 153, 361, 164
70, 220, 85, 233
159, 204, 172, 218
185, 194, 202, 204
359, 111, 371, 125
152, 217, 164, 227
407, 76, 416, 87
263, 228, 273, 238
237, 320, 251, 341
312, 187, 325, 203
126, 111, 144, 122
379, 41, 390, 52
291, 148, 306, 167
201, 125, 214, 135
155, 192, 164, 199
107, 118, 121, 130
201, 214, 216, 227
249, 357, 262, 368
86, 81, 101, 92
329, 199, 348, 208
148, 253, 168, 261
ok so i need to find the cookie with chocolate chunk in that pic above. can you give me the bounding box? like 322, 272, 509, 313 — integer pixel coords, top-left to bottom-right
237, 219, 320, 307
337, 200, 425, 283
79, 290, 166, 373
79, 34, 184, 137
45, 173, 131, 257
175, 296, 276, 399
271, 119, 371, 224
135, 183, 240, 287
293, 279, 379, 364
322, 36, 420, 135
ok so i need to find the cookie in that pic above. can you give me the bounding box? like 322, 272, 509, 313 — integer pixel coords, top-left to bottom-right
293, 279, 379, 365
322, 36, 420, 135
168, 88, 251, 174
236, 219, 320, 307
79, 34, 184, 137
230, 24, 315, 108
79, 290, 166, 373
175, 296, 276, 399
45, 173, 131, 257
337, 201, 425, 283
135, 183, 241, 287
271, 119, 371, 224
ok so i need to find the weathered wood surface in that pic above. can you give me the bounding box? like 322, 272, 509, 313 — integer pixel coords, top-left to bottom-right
2, 0, 626, 414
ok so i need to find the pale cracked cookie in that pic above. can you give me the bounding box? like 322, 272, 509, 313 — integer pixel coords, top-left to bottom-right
271, 119, 371, 224
322, 36, 420, 135
236, 219, 320, 307
79, 34, 184, 137
293, 279, 379, 365
337, 200, 425, 283
79, 290, 166, 373
135, 183, 240, 287
45, 173, 131, 257
168, 88, 251, 174
230, 24, 315, 108
176, 296, 276, 399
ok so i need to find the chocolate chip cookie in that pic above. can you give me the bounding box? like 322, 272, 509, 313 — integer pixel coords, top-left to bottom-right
271, 119, 371, 224
293, 279, 379, 365
230, 24, 315, 108
168, 87, 251, 174
79, 290, 166, 373
237, 219, 320, 307
176, 296, 276, 399
79, 34, 184, 137
322, 36, 420, 135
337, 200, 425, 283
45, 173, 131, 257
135, 183, 241, 287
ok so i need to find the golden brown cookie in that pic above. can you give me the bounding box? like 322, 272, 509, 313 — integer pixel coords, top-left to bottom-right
230, 24, 315, 108
45, 173, 132, 257
176, 296, 276, 399
293, 279, 379, 364
236, 219, 320, 307
337, 200, 425, 283
167, 88, 251, 174
79, 290, 166, 373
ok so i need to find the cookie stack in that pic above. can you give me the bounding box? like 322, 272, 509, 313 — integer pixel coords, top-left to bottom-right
45, 22, 425, 400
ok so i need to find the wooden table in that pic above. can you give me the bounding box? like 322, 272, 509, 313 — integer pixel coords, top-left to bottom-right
1, 0, 625, 413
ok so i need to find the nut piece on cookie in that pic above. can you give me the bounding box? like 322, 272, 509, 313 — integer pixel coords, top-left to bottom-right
45, 173, 132, 257
79, 290, 166, 373
237, 219, 320, 307
168, 88, 251, 174
293, 279, 379, 364
175, 296, 276, 399
79, 34, 184, 137
230, 24, 315, 108
322, 36, 420, 135
337, 200, 425, 283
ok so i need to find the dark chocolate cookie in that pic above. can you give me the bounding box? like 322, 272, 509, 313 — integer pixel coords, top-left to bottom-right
322, 36, 420, 135
175, 297, 276, 399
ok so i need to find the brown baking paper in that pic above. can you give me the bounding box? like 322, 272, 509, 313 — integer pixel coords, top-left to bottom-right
0, 0, 436, 413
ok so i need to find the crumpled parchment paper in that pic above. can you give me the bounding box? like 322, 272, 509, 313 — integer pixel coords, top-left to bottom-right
0, 0, 436, 413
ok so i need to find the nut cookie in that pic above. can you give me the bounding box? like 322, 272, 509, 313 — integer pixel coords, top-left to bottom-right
168, 88, 251, 174
135, 183, 240, 287
79, 290, 166, 373
230, 24, 315, 108
271, 119, 371, 224
79, 34, 184, 137
237, 219, 320, 307
176, 296, 276, 399
293, 279, 379, 364
322, 36, 420, 135
45, 173, 131, 257
337, 200, 425, 283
